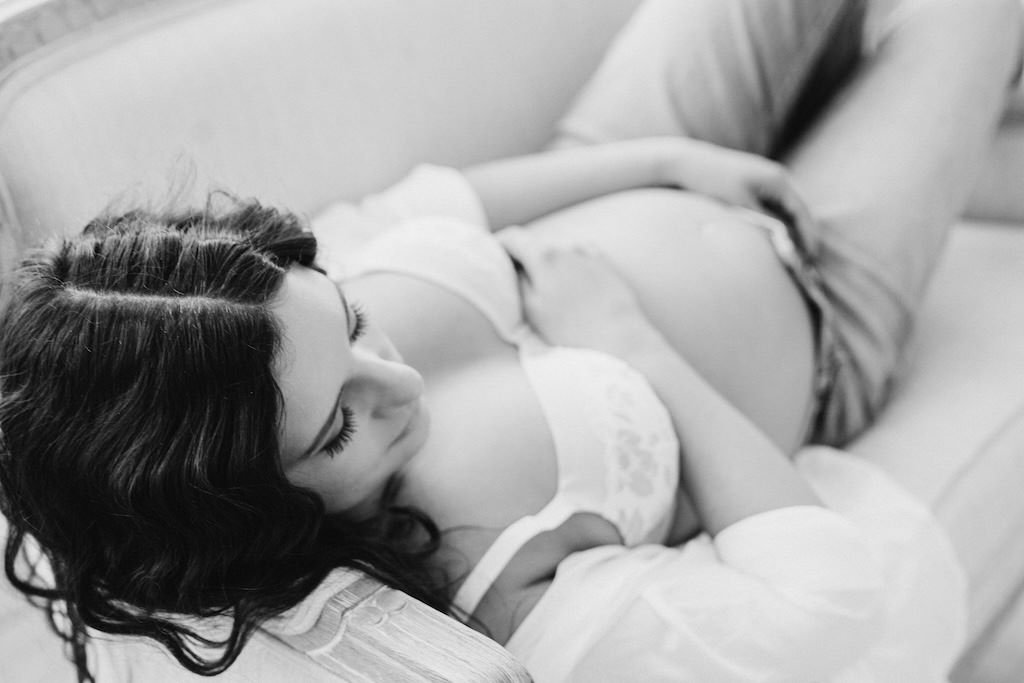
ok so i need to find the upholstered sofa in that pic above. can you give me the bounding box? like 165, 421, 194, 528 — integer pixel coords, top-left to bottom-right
1, 0, 1024, 680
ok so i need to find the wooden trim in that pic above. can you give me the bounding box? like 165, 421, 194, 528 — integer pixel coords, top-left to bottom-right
0, 0, 160, 75
277, 574, 533, 681
0, 0, 180, 274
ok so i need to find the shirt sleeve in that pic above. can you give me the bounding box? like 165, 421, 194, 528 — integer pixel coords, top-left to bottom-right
357, 164, 488, 227
508, 506, 884, 683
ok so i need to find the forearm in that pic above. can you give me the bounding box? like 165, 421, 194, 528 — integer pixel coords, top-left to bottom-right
621, 329, 820, 536
463, 139, 674, 229
502, 234, 820, 534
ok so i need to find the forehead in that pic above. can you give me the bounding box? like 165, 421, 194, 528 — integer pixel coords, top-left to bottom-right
271, 267, 350, 461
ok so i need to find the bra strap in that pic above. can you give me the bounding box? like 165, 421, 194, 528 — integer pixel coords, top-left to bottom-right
452, 499, 575, 618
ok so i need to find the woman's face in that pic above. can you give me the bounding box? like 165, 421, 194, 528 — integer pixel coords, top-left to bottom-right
272, 266, 428, 517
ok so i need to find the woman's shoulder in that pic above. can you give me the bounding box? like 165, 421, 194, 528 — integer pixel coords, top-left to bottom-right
312, 164, 491, 277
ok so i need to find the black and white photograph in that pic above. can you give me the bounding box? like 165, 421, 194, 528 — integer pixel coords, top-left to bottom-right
1, 1, 1024, 681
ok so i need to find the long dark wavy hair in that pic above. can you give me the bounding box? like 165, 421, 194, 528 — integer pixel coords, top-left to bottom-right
0, 199, 444, 680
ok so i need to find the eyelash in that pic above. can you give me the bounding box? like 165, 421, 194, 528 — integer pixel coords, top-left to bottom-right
321, 302, 367, 457
349, 301, 367, 343
323, 406, 356, 457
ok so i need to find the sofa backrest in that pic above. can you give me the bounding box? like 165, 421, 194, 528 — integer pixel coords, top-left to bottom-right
0, 0, 639, 275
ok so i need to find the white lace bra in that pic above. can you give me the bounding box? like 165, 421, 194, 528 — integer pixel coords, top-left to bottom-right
344, 219, 680, 617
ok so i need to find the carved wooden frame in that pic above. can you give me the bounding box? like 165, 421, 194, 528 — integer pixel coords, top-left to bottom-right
0, 0, 168, 75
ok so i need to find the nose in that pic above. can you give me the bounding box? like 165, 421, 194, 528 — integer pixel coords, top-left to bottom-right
349, 339, 423, 413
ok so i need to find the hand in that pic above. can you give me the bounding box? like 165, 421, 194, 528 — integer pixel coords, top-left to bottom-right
497, 228, 663, 357
654, 138, 816, 247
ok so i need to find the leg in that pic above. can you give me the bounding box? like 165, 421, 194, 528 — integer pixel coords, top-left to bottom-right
552, 0, 866, 155
785, 0, 1024, 443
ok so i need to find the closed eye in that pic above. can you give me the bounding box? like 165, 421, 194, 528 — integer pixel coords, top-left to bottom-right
349, 301, 367, 343
323, 406, 356, 457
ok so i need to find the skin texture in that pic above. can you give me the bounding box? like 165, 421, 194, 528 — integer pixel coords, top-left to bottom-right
273, 266, 428, 518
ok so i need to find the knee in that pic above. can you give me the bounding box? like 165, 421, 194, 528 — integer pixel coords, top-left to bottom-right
941, 0, 1020, 39
886, 0, 1018, 35
957, 0, 1023, 80
880, 0, 1022, 79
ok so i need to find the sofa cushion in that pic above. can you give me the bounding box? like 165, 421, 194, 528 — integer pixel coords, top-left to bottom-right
0, 0, 638, 274
850, 221, 1024, 642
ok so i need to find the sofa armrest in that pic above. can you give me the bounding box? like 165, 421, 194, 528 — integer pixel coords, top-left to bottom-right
88, 568, 534, 681
274, 573, 532, 682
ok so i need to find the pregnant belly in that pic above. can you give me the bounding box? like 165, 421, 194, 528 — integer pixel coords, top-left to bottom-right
526, 188, 817, 454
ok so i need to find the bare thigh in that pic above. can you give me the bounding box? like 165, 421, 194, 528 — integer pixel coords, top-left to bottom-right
526, 188, 816, 454
781, 0, 1022, 441
551, 0, 1022, 443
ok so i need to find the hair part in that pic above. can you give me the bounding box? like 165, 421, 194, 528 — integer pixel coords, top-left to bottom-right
0, 199, 445, 680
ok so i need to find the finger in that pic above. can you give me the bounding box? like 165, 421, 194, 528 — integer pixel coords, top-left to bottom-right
759, 180, 818, 255
739, 189, 764, 212
778, 183, 818, 253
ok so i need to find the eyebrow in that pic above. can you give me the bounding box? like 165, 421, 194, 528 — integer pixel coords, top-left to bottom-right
299, 286, 352, 458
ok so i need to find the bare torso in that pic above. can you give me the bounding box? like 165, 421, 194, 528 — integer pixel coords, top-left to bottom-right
341, 188, 816, 639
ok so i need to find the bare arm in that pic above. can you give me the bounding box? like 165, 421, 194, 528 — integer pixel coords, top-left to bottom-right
464, 140, 665, 229
500, 233, 818, 535
613, 326, 819, 534
463, 137, 814, 240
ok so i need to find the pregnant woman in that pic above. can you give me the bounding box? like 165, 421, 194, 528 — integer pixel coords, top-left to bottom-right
2, 0, 1020, 681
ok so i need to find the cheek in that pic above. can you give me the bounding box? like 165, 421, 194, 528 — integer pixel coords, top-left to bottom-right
286, 444, 381, 514
285, 456, 348, 509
